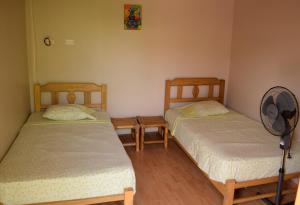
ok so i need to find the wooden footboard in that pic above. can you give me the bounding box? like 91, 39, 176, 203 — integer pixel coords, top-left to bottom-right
173, 137, 299, 205
0, 188, 134, 205
221, 176, 299, 205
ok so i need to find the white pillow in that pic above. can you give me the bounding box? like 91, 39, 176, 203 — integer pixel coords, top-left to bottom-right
175, 100, 229, 117
43, 104, 96, 121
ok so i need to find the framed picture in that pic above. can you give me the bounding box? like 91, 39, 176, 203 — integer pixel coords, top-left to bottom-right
124, 4, 142, 30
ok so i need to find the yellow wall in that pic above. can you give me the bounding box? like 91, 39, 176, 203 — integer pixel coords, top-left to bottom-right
29, 0, 234, 117
0, 0, 30, 160
228, 0, 300, 139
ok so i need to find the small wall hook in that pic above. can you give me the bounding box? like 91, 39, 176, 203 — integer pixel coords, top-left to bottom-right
43, 36, 52, 47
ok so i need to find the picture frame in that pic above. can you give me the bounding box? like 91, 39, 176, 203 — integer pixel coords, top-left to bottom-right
124, 4, 142, 30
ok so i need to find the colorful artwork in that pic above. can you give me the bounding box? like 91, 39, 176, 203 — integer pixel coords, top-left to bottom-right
124, 4, 142, 30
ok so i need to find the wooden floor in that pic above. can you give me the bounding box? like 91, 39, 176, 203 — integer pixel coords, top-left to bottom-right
103, 139, 293, 205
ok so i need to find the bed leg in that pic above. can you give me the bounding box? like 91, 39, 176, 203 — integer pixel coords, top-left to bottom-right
223, 179, 236, 205
124, 188, 134, 205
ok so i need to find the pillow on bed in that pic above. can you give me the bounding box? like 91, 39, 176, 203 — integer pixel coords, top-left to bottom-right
43, 104, 96, 121
175, 100, 229, 117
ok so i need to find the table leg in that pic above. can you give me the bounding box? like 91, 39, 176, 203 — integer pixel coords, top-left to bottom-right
164, 127, 168, 149
141, 127, 145, 151
135, 126, 139, 152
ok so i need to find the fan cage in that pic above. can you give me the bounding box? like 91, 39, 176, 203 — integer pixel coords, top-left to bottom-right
260, 86, 299, 136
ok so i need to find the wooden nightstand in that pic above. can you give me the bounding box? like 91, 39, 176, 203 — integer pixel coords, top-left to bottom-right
111, 117, 140, 152
137, 116, 168, 150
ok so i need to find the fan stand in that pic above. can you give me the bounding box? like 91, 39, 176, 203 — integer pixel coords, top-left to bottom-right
260, 138, 294, 205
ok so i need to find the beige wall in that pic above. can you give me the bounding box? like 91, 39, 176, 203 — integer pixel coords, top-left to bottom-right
0, 0, 30, 160
228, 0, 300, 139
30, 0, 234, 117
2, 0, 299, 159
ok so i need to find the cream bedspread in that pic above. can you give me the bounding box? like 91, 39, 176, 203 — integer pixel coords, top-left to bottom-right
0, 112, 136, 205
165, 109, 300, 183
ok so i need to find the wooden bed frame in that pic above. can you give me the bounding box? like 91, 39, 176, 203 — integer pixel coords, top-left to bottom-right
1, 83, 133, 205
164, 78, 300, 205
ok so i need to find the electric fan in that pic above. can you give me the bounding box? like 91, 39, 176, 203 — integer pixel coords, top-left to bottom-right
260, 86, 299, 205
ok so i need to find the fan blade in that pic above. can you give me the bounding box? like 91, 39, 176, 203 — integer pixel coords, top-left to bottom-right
272, 114, 286, 135
266, 104, 278, 120
281, 109, 296, 119
276, 91, 296, 113
262, 95, 275, 115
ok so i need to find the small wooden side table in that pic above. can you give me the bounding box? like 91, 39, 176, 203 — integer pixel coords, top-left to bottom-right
111, 117, 140, 152
137, 116, 168, 150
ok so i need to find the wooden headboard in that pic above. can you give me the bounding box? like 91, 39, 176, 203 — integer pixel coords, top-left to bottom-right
34, 83, 107, 112
164, 78, 225, 112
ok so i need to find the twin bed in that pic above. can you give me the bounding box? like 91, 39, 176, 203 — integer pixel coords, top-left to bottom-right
0, 83, 135, 205
1, 79, 300, 205
164, 78, 300, 205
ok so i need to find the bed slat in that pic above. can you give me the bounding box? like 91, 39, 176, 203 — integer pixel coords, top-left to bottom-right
51, 92, 58, 104
177, 86, 183, 99
84, 92, 91, 105
192, 86, 199, 98
208, 85, 214, 98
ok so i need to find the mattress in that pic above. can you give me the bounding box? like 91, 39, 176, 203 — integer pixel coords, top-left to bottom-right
0, 112, 136, 205
165, 109, 300, 183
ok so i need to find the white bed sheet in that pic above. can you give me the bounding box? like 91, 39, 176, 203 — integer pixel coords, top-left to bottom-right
0, 112, 136, 205
165, 109, 300, 183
